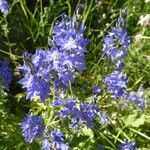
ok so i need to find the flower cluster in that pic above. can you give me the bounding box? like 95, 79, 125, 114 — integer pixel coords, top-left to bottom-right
53, 14, 88, 56
19, 14, 88, 101
102, 18, 130, 70
59, 99, 99, 128
20, 113, 44, 143
0, 0, 9, 13
49, 47, 75, 90
103, 14, 146, 109
79, 101, 99, 127
19, 51, 51, 100
0, 58, 12, 89
127, 92, 145, 111
103, 15, 129, 99
51, 14, 88, 88
18, 12, 146, 150
118, 141, 137, 150
104, 70, 127, 98
42, 129, 69, 150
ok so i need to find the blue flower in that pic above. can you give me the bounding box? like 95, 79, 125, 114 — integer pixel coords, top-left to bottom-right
42, 129, 69, 150
32, 50, 53, 80
50, 47, 75, 89
55, 143, 69, 150
42, 138, 52, 150
118, 141, 137, 150
58, 143, 69, 150
92, 85, 102, 94
100, 112, 109, 124
20, 113, 44, 143
51, 129, 69, 150
59, 99, 78, 118
115, 60, 124, 70
127, 92, 146, 110
0, 58, 12, 89
19, 73, 50, 100
53, 92, 65, 106
104, 70, 127, 98
0, 0, 9, 13
51, 129, 64, 142
79, 102, 99, 127
70, 118, 80, 130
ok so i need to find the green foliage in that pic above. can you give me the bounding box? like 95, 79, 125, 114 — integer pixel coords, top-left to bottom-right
0, 93, 40, 149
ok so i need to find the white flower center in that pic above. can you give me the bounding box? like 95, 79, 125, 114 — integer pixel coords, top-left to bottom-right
63, 37, 77, 49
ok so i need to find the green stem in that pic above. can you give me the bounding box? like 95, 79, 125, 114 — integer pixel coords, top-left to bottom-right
130, 128, 150, 141
69, 82, 73, 97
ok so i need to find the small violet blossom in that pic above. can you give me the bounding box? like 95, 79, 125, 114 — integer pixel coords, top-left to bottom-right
0, 0, 9, 13
128, 92, 146, 110
42, 138, 52, 150
42, 129, 69, 150
118, 141, 137, 150
92, 85, 102, 94
20, 113, 44, 143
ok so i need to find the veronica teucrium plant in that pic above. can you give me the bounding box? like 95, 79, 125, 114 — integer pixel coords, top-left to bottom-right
19, 11, 146, 150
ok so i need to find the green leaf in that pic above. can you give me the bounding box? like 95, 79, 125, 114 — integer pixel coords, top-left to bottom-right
131, 114, 145, 127
81, 128, 94, 139
123, 113, 145, 128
